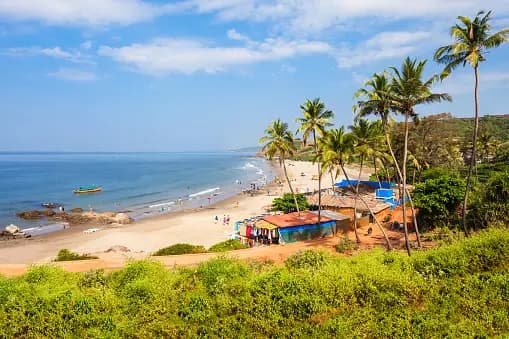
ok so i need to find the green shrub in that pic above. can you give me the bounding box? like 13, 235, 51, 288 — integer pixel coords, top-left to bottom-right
272, 193, 309, 212
335, 236, 359, 253
285, 250, 331, 270
54, 249, 98, 262
152, 243, 207, 256
208, 239, 245, 252
1, 229, 508, 337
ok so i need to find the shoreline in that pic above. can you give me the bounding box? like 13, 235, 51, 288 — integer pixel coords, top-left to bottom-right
0, 160, 369, 265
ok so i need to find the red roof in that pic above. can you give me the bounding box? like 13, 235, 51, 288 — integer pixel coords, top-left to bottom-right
263, 211, 332, 228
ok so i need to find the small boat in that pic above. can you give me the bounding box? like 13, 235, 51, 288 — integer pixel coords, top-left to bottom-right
41, 203, 62, 209
73, 185, 102, 194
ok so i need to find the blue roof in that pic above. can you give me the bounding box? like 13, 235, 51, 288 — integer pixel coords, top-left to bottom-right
334, 179, 396, 189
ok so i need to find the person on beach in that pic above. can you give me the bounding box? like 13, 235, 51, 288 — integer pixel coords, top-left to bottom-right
226, 215, 230, 225
214, 215, 218, 224
223, 215, 226, 225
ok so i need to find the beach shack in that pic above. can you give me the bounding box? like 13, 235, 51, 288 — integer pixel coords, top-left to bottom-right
311, 210, 351, 234
307, 194, 391, 229
260, 211, 337, 243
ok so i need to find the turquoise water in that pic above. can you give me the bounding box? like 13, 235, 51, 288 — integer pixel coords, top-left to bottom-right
0, 152, 274, 228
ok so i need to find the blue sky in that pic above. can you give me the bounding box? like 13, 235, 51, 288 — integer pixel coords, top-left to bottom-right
1, 1, 508, 152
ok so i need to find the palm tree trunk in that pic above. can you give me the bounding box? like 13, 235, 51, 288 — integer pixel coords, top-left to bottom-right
353, 156, 364, 243
330, 170, 335, 188
461, 65, 479, 237
384, 128, 422, 248
282, 159, 300, 215
341, 163, 392, 250
313, 131, 321, 228
374, 158, 381, 188
402, 112, 411, 256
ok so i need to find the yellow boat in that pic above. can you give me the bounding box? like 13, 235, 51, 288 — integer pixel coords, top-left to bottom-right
73, 185, 102, 194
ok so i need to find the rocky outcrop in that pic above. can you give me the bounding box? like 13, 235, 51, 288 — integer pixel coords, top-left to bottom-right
114, 213, 133, 224
105, 245, 131, 253
16, 208, 133, 226
16, 209, 56, 220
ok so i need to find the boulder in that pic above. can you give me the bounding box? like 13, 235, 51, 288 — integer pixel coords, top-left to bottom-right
5, 224, 20, 234
105, 245, 131, 253
70, 207, 84, 213
16, 210, 43, 220
114, 213, 133, 225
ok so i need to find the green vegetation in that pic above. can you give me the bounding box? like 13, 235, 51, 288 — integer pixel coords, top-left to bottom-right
260, 119, 301, 213
335, 236, 359, 253
152, 244, 207, 256
469, 170, 509, 228
208, 239, 246, 252
54, 249, 98, 262
153, 240, 247, 256
272, 193, 309, 213
412, 174, 465, 230
1, 229, 508, 337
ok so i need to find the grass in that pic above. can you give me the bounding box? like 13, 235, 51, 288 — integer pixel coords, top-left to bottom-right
152, 243, 207, 256
54, 249, 98, 262
208, 239, 246, 252
152, 240, 246, 256
1, 228, 508, 337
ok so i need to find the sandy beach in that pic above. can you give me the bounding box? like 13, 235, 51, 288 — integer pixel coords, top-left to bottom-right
0, 160, 370, 265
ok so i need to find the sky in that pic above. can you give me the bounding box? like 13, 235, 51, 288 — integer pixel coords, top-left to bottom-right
1, 1, 508, 152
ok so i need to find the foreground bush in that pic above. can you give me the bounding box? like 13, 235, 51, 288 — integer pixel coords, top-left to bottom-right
0, 229, 508, 337
152, 243, 207, 256
208, 239, 245, 252
54, 249, 98, 261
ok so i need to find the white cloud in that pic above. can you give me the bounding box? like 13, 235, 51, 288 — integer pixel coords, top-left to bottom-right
80, 40, 92, 50
98, 34, 332, 75
5, 46, 90, 63
184, 0, 509, 33
336, 31, 434, 68
0, 0, 187, 26
48, 68, 97, 81
227, 29, 249, 42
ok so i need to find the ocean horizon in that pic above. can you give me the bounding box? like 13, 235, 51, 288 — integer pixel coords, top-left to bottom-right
0, 151, 274, 229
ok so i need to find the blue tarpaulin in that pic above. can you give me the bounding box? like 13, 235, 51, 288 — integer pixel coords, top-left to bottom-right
334, 179, 396, 189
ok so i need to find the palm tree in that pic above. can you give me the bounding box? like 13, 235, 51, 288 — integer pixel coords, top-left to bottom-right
389, 58, 452, 256
296, 98, 334, 227
354, 72, 423, 248
320, 128, 393, 250
434, 10, 508, 236
478, 132, 498, 163
349, 118, 383, 243
259, 119, 300, 214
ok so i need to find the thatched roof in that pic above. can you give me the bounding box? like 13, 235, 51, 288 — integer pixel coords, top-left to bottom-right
307, 194, 390, 214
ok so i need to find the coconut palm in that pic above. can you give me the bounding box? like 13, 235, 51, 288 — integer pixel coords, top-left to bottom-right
320, 127, 393, 250
296, 98, 334, 227
349, 118, 384, 243
434, 10, 509, 236
478, 132, 498, 163
389, 58, 452, 256
259, 119, 300, 214
354, 72, 423, 248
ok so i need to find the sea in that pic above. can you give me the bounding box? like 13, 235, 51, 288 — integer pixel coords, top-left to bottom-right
0, 152, 275, 230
